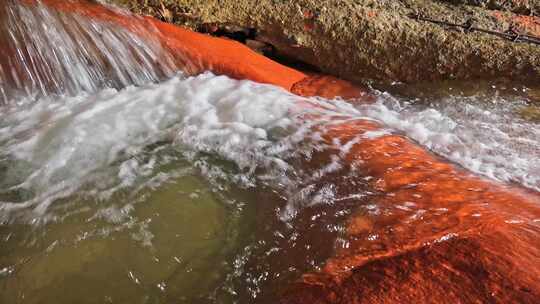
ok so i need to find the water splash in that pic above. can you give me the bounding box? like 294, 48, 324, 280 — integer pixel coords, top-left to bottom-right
0, 71, 358, 223
362, 92, 540, 191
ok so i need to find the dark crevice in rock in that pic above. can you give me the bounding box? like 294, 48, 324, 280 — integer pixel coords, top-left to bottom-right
197, 22, 323, 74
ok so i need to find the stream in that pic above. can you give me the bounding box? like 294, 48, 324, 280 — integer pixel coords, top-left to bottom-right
1, 1, 539, 303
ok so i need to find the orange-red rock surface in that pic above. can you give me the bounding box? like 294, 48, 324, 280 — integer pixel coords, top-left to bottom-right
281, 120, 540, 303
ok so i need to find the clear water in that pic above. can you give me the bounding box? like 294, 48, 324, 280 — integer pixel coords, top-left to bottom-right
1, 1, 539, 303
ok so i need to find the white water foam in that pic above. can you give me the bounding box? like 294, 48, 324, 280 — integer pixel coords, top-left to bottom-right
0, 73, 346, 223
358, 92, 540, 191
1, 72, 539, 224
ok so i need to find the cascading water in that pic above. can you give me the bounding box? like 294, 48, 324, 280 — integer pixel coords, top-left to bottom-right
1, 1, 539, 303
0, 0, 177, 104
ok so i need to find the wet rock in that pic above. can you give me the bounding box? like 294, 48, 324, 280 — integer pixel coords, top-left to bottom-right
291, 75, 373, 101
280, 237, 540, 303
278, 115, 540, 303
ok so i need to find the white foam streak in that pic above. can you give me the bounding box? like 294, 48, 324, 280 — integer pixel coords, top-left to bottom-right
357, 94, 540, 191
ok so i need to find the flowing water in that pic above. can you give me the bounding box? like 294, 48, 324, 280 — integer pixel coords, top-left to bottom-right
1, 1, 540, 303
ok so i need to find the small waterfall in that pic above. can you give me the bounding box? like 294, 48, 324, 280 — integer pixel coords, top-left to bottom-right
0, 0, 178, 104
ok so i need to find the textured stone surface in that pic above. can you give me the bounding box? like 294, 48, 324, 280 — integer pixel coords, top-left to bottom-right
108, 0, 540, 84
442, 0, 539, 15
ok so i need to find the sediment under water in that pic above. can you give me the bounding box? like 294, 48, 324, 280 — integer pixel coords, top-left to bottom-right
0, 1, 539, 303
